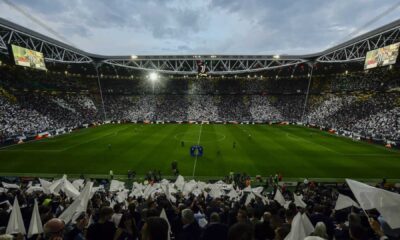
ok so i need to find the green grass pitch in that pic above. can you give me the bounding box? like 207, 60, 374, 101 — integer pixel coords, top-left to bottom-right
0, 124, 399, 179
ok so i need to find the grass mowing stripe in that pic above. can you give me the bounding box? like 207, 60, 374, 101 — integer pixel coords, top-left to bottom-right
192, 124, 203, 177
0, 124, 399, 178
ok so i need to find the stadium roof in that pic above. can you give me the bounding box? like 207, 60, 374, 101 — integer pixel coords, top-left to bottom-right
0, 17, 399, 74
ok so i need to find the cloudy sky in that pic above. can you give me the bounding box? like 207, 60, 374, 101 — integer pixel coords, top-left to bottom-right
0, 0, 399, 56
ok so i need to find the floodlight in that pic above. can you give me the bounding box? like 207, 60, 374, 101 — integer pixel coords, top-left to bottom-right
131, 55, 138, 59
149, 72, 158, 82
273, 55, 280, 59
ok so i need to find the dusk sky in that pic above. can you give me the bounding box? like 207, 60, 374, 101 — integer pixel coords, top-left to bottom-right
1, 0, 399, 55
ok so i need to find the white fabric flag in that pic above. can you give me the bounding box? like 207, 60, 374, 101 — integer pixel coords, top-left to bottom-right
39, 178, 52, 194
72, 179, 84, 190
59, 181, 93, 224
274, 189, 287, 207
242, 186, 251, 192
245, 187, 268, 205
161, 183, 176, 203
183, 180, 197, 196
2, 182, 20, 189
245, 192, 255, 206
63, 179, 80, 199
302, 213, 315, 236
160, 208, 171, 240
110, 180, 125, 192
345, 179, 379, 210
294, 194, 307, 208
334, 194, 360, 210
284, 213, 314, 240
143, 185, 156, 199
209, 185, 223, 199
346, 179, 400, 229
228, 189, 239, 200
6, 197, 26, 235
48, 177, 64, 194
174, 175, 185, 192
26, 186, 44, 194
28, 199, 43, 238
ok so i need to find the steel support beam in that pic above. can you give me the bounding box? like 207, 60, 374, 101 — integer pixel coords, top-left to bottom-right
317, 26, 400, 62
0, 23, 92, 63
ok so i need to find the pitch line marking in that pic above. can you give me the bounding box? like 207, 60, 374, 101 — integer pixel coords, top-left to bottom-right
192, 124, 203, 177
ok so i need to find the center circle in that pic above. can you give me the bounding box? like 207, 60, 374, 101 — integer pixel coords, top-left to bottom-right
174, 131, 226, 143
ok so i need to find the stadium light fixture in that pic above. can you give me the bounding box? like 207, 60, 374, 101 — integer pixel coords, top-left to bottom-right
345, 70, 348, 75
273, 55, 280, 59
149, 72, 159, 82
131, 55, 138, 59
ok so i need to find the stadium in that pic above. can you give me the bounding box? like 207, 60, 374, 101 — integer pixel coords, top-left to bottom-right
0, 1, 400, 240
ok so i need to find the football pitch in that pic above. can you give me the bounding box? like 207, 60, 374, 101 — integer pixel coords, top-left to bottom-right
0, 124, 399, 180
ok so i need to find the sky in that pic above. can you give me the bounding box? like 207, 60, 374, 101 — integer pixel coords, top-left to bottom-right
0, 0, 399, 56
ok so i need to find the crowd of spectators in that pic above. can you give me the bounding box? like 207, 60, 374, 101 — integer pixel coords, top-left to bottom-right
305, 93, 400, 141
0, 175, 399, 240
1, 64, 400, 141
0, 94, 55, 138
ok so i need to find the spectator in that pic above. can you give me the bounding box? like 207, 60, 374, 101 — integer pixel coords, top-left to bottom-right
87, 206, 116, 240
141, 217, 169, 240
177, 209, 201, 240
201, 212, 228, 240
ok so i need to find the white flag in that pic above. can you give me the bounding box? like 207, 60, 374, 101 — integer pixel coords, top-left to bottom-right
245, 192, 255, 206
294, 194, 307, 208
6, 197, 26, 235
2, 182, 20, 189
174, 175, 185, 192
274, 189, 287, 207
72, 179, 84, 190
59, 181, 93, 224
227, 189, 239, 200
345, 179, 378, 210
284, 213, 314, 240
346, 179, 400, 229
26, 186, 44, 194
302, 214, 315, 236
334, 194, 360, 210
48, 177, 64, 194
110, 180, 125, 192
39, 178, 52, 194
28, 199, 43, 238
183, 180, 197, 196
160, 209, 171, 240
63, 178, 80, 199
